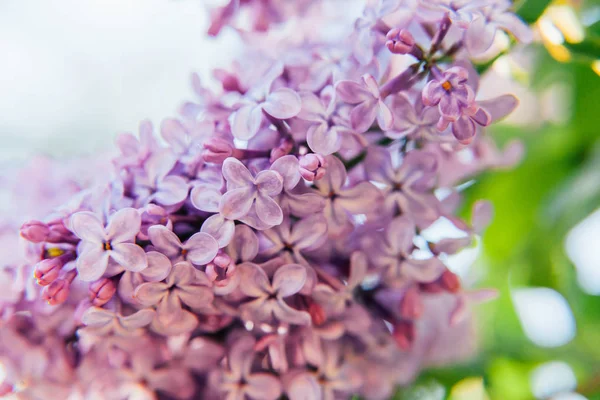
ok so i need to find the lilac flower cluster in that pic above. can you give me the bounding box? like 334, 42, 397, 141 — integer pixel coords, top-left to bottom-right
2, 0, 530, 399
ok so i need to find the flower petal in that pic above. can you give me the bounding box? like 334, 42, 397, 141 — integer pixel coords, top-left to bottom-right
185, 232, 219, 265
263, 88, 302, 119
237, 263, 272, 297
316, 155, 346, 194
110, 243, 148, 272
255, 193, 284, 226
245, 373, 283, 400
219, 187, 255, 221
141, 251, 172, 281
148, 226, 182, 258
228, 224, 259, 262
177, 286, 214, 309
134, 281, 168, 306
222, 157, 254, 189
350, 100, 378, 133
307, 122, 341, 156
337, 182, 381, 213
154, 176, 189, 206
118, 309, 155, 330
231, 104, 263, 140
270, 155, 301, 191
70, 212, 105, 243
336, 80, 372, 103
290, 215, 328, 250
479, 94, 518, 122
201, 214, 235, 248
376, 100, 394, 130
160, 118, 188, 154
451, 115, 476, 144
106, 208, 142, 243
255, 170, 284, 196
81, 306, 114, 327
385, 216, 415, 254
272, 264, 307, 297
403, 258, 446, 282
273, 299, 311, 325
191, 184, 222, 213
77, 247, 110, 282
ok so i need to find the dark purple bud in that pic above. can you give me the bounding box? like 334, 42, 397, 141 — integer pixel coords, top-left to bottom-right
386, 28, 415, 55
203, 137, 234, 164
299, 153, 327, 182
89, 278, 117, 306
20, 220, 50, 243
33, 258, 63, 286
399, 286, 423, 319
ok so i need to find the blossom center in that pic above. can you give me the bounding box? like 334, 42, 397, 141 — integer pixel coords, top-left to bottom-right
103, 242, 112, 251
46, 247, 64, 258
441, 81, 452, 92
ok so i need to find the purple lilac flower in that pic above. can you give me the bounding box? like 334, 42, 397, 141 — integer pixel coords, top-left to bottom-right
148, 225, 218, 266
80, 303, 155, 336
134, 151, 189, 207
336, 74, 394, 133
69, 208, 147, 282
219, 157, 284, 227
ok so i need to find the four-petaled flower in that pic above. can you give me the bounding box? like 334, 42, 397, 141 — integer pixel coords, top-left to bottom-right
70, 208, 148, 282
237, 263, 311, 325
148, 225, 219, 266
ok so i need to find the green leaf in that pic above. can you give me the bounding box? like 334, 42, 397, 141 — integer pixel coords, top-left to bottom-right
515, 0, 552, 24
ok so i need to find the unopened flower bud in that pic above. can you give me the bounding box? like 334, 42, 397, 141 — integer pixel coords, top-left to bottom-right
308, 301, 327, 326
392, 321, 415, 350
89, 278, 117, 306
33, 258, 63, 286
20, 220, 49, 243
203, 137, 234, 164
206, 253, 233, 281
299, 153, 327, 181
399, 286, 423, 319
270, 138, 294, 163
386, 28, 415, 55
440, 270, 461, 293
42, 278, 71, 305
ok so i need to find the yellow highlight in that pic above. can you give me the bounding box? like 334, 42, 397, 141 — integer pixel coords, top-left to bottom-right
46, 247, 64, 258
547, 44, 572, 63
449, 377, 490, 400
547, 5, 584, 44
592, 60, 600, 77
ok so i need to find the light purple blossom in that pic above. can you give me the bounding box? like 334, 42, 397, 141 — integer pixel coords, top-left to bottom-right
69, 208, 147, 282
238, 263, 311, 325
148, 225, 218, 266
134, 151, 189, 207
219, 157, 284, 227
336, 74, 394, 133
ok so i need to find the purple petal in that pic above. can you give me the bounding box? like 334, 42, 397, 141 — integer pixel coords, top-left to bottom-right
282, 191, 326, 217
263, 88, 302, 119
134, 281, 168, 306
106, 208, 142, 243
219, 187, 255, 221
228, 224, 259, 262
376, 100, 394, 130
228, 336, 255, 380
191, 184, 222, 213
465, 16, 497, 55
362, 74, 380, 98
270, 155, 301, 191
153, 307, 198, 335
77, 247, 110, 282
141, 251, 172, 281
118, 309, 155, 329
231, 104, 263, 140
316, 155, 346, 194
148, 226, 182, 258
81, 307, 114, 326
479, 94, 518, 122
472, 107, 492, 127
237, 263, 272, 297
272, 299, 311, 325
364, 146, 394, 183
337, 182, 381, 213
255, 193, 284, 226
160, 119, 188, 155
245, 373, 283, 400
110, 243, 148, 272
177, 285, 214, 309
336, 80, 372, 104
495, 13, 533, 44
287, 373, 321, 400
255, 170, 284, 196
451, 115, 477, 144
385, 217, 415, 254
350, 100, 378, 133
185, 232, 219, 265
167, 261, 195, 287
403, 258, 446, 282
272, 264, 307, 297
118, 271, 144, 303
472, 200, 493, 233
348, 251, 368, 288
222, 157, 254, 189
154, 176, 189, 206
422, 80, 444, 106
297, 92, 326, 121
145, 151, 177, 183
148, 367, 195, 400
290, 215, 327, 249
70, 212, 105, 243
201, 214, 235, 248
307, 122, 341, 155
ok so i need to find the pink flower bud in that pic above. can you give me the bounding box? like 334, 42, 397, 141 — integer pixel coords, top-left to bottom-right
399, 286, 423, 319
206, 253, 233, 281
440, 270, 461, 293
299, 153, 327, 182
89, 278, 117, 306
42, 278, 71, 305
270, 138, 294, 163
203, 137, 234, 163
308, 301, 327, 326
20, 220, 50, 243
392, 321, 415, 350
33, 258, 63, 286
386, 28, 415, 55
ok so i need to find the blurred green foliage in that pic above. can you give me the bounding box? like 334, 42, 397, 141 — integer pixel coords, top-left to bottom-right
394, 0, 600, 398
